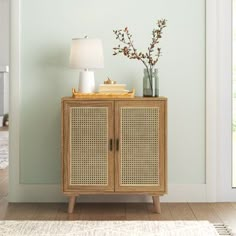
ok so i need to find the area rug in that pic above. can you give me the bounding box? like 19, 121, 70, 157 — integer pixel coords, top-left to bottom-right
0, 221, 231, 236
0, 131, 8, 169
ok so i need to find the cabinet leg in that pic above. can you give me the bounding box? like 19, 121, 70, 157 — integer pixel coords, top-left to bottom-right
152, 196, 161, 214
68, 196, 76, 214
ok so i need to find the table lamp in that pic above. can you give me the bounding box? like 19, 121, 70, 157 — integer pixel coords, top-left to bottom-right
69, 37, 104, 93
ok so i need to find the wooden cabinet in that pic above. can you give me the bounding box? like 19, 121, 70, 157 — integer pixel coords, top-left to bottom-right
62, 97, 167, 213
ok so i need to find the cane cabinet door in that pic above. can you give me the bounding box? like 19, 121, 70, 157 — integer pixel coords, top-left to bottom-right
114, 101, 167, 193
62, 101, 114, 193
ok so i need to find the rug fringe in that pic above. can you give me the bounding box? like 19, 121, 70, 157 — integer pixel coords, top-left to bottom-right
213, 223, 233, 236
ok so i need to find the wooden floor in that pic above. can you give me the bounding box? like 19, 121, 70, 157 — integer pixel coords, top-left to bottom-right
0, 167, 7, 199
0, 169, 236, 234
0, 201, 236, 234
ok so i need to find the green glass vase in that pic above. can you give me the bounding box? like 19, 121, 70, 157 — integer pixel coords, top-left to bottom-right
143, 68, 159, 97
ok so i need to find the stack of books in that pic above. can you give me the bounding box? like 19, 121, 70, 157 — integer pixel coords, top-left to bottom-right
98, 84, 128, 94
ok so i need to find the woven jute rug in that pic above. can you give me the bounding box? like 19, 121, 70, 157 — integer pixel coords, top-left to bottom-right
0, 131, 8, 169
0, 221, 232, 236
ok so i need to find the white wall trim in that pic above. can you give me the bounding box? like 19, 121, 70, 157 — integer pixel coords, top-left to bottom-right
205, 0, 218, 202
9, 0, 21, 202
9, 184, 207, 203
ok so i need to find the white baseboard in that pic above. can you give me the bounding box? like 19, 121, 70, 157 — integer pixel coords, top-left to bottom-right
8, 184, 207, 203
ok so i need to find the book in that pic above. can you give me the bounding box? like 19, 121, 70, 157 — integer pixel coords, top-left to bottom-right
99, 84, 126, 92
99, 90, 129, 94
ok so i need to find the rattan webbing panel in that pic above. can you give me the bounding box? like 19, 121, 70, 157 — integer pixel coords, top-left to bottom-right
120, 107, 160, 186
70, 107, 108, 185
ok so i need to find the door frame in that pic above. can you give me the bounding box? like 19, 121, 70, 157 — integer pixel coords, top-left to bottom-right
206, 0, 236, 201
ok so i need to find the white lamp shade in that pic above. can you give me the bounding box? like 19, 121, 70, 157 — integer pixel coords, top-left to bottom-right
69, 38, 104, 69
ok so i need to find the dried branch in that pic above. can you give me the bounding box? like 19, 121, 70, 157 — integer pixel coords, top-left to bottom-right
113, 19, 167, 69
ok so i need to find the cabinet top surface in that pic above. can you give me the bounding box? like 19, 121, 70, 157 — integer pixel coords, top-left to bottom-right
62, 96, 167, 102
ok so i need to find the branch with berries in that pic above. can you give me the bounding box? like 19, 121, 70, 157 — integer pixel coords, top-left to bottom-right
113, 19, 167, 81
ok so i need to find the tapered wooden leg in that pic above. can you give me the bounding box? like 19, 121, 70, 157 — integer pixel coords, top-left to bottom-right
68, 196, 76, 214
152, 196, 161, 214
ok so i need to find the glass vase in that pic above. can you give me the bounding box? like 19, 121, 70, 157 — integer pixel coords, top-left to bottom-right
143, 68, 159, 97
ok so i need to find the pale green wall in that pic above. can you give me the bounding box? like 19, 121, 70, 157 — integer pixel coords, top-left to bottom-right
20, 0, 205, 184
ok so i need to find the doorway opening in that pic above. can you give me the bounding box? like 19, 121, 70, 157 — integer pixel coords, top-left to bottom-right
0, 69, 9, 198
0, 0, 9, 200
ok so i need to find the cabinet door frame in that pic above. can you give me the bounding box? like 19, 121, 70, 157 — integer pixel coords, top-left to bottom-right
114, 100, 167, 194
62, 100, 114, 193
